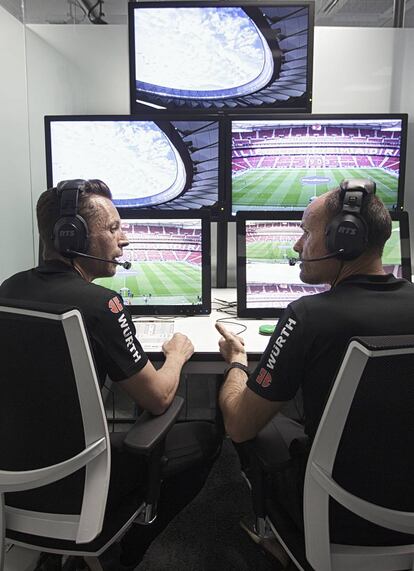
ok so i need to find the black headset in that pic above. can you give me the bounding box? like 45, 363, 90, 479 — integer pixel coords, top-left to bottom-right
325, 178, 376, 260
52, 179, 89, 258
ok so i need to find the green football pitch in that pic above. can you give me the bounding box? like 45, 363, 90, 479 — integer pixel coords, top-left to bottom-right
247, 241, 296, 262
246, 222, 401, 265
233, 168, 398, 209
94, 261, 201, 305
383, 223, 401, 265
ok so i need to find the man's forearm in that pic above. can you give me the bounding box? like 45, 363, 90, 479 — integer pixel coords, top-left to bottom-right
156, 354, 186, 407
219, 367, 249, 439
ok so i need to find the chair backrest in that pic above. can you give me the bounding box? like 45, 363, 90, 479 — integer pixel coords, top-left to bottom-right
0, 299, 110, 553
304, 335, 414, 571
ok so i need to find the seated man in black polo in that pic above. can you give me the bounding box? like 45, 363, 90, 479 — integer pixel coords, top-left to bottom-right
216, 179, 414, 550
0, 179, 222, 569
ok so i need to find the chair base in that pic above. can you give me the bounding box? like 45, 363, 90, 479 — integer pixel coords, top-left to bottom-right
239, 516, 291, 569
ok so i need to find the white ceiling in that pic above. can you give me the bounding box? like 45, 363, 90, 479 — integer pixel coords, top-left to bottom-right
1, 0, 414, 27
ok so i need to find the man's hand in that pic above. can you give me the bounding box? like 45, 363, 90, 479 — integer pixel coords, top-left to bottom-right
162, 332, 194, 364
215, 322, 247, 365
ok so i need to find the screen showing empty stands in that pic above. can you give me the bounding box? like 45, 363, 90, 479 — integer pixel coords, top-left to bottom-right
45, 116, 223, 218
129, 2, 313, 113
231, 116, 407, 215
94, 217, 210, 315
238, 218, 407, 317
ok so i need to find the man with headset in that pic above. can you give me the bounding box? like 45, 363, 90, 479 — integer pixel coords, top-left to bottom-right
0, 179, 221, 569
216, 178, 414, 548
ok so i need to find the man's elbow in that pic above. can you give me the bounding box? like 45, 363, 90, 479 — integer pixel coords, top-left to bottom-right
146, 392, 173, 416
224, 416, 256, 443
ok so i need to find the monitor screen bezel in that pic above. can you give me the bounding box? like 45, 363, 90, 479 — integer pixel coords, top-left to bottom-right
44, 113, 226, 221
128, 0, 314, 115
236, 210, 412, 318
226, 113, 408, 219
109, 210, 211, 316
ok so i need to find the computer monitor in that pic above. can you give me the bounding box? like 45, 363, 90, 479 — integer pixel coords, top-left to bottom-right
236, 211, 411, 318
45, 115, 225, 220
94, 212, 211, 315
229, 114, 408, 217
129, 1, 314, 114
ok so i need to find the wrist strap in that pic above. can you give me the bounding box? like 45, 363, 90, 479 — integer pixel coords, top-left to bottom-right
223, 361, 249, 380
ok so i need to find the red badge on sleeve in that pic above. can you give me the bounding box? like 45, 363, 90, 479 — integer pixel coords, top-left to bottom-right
108, 296, 123, 314
256, 367, 272, 388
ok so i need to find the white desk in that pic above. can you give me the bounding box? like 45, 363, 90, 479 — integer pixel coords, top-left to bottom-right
133, 288, 276, 373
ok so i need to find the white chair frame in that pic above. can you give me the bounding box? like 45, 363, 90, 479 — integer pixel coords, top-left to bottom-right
0, 305, 113, 570
302, 339, 414, 571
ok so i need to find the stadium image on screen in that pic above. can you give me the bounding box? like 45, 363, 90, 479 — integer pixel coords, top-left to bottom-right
130, 3, 312, 112
94, 219, 203, 307
46, 117, 221, 214
232, 117, 404, 214
245, 220, 328, 309
383, 221, 404, 278
245, 220, 403, 309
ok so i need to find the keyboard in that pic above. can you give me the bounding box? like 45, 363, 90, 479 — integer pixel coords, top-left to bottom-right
134, 320, 175, 350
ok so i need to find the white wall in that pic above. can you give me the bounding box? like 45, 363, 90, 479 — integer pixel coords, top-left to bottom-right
0, 6, 33, 282
1, 20, 413, 283
394, 30, 414, 221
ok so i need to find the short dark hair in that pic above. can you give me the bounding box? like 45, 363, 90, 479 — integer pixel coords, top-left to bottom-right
324, 187, 392, 256
37, 179, 112, 257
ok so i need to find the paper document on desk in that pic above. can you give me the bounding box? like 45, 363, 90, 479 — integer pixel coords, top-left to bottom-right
134, 320, 175, 351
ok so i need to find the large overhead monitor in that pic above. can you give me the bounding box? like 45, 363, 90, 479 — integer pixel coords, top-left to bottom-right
45, 115, 225, 220
229, 114, 408, 217
236, 211, 411, 318
94, 212, 211, 316
129, 1, 314, 114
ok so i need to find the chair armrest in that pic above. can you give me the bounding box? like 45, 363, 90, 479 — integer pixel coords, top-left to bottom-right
123, 396, 184, 455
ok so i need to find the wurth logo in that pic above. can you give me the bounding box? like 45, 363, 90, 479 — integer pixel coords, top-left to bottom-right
118, 313, 142, 364
266, 317, 297, 371
108, 297, 123, 314
256, 368, 272, 388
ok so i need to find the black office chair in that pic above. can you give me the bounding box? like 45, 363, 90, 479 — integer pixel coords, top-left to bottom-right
0, 299, 184, 571
239, 336, 414, 571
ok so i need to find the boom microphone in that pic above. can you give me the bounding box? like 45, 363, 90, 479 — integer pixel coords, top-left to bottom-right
68, 250, 132, 269
288, 249, 344, 266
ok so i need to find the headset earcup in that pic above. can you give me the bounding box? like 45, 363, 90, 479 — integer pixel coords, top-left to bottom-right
53, 215, 89, 257
326, 214, 367, 260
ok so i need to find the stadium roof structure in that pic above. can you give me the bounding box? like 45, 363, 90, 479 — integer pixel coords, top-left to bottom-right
232, 118, 404, 131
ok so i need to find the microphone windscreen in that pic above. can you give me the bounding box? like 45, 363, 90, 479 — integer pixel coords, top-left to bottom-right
288, 258, 297, 266
123, 261, 132, 270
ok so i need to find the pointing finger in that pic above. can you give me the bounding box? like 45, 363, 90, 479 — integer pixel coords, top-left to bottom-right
215, 322, 234, 340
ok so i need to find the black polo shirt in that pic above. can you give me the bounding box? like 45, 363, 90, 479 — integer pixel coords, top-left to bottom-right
247, 274, 414, 438
0, 261, 148, 384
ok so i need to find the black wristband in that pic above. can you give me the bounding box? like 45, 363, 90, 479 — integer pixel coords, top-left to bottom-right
223, 361, 249, 380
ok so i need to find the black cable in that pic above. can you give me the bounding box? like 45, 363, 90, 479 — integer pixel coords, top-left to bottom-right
212, 298, 238, 317
215, 306, 237, 317
215, 317, 247, 336
87, 0, 106, 24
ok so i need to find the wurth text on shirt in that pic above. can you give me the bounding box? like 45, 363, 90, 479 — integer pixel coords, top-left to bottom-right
118, 313, 142, 364
266, 317, 297, 370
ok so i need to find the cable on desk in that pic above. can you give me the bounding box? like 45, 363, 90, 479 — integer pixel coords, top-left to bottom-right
213, 297, 237, 308
215, 316, 247, 336
213, 297, 238, 317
